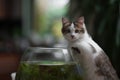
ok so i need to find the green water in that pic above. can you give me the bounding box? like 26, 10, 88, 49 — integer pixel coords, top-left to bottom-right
16, 61, 82, 80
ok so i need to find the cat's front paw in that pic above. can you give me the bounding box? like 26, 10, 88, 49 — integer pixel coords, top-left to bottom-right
71, 47, 81, 54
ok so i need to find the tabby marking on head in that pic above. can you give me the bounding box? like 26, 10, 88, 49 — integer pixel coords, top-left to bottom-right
62, 17, 86, 42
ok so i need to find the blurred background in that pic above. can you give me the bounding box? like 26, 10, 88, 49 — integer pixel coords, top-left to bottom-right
0, 0, 120, 79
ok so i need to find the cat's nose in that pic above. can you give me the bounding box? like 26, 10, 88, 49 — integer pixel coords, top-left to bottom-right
71, 35, 75, 38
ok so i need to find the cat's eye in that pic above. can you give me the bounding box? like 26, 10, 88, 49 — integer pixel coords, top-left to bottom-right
65, 29, 70, 33
75, 30, 79, 33
80, 29, 84, 33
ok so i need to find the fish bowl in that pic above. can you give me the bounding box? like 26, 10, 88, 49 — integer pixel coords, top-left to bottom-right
15, 47, 83, 80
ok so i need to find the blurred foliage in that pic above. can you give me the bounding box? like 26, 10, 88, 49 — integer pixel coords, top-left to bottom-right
32, 0, 70, 46
16, 61, 83, 80
16, 62, 40, 80
68, 0, 120, 77
34, 0, 68, 36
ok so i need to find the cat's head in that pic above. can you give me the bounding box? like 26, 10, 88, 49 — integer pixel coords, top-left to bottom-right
62, 16, 86, 42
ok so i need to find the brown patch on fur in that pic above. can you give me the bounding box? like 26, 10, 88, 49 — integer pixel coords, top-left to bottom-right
73, 22, 85, 33
71, 47, 81, 54
62, 17, 72, 34
74, 22, 83, 28
62, 17, 85, 34
95, 51, 119, 80
95, 68, 104, 76
62, 17, 71, 28
63, 22, 71, 27
62, 22, 72, 34
75, 27, 85, 33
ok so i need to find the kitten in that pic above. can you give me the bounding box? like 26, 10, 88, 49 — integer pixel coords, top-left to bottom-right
61, 16, 119, 80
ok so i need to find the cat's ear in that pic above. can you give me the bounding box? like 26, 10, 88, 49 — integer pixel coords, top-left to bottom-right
77, 16, 84, 24
62, 17, 69, 24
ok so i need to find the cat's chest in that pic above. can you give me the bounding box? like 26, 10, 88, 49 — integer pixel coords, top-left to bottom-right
68, 42, 97, 76
69, 41, 85, 49
68, 41, 97, 66
69, 40, 94, 53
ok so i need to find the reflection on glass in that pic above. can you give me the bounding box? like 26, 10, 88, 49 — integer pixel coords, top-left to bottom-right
16, 47, 83, 80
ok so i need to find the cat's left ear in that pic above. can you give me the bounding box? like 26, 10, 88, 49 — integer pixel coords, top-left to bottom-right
77, 16, 84, 24
62, 17, 69, 24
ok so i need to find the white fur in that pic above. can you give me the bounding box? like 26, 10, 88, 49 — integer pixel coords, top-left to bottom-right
63, 23, 87, 42
68, 37, 103, 80
63, 23, 105, 80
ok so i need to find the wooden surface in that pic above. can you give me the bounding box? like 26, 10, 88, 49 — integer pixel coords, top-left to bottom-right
0, 53, 21, 80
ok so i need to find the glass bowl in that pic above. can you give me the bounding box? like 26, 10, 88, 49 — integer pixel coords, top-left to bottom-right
15, 47, 82, 80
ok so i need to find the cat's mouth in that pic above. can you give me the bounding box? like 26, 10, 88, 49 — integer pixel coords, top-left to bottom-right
70, 35, 77, 39
69, 37, 78, 41
64, 35, 79, 41
71, 35, 75, 39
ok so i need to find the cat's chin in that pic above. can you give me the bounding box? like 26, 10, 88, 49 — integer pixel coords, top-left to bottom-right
67, 38, 80, 42
64, 36, 80, 42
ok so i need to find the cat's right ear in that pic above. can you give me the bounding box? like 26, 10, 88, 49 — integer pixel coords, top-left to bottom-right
77, 16, 84, 24
62, 17, 69, 24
